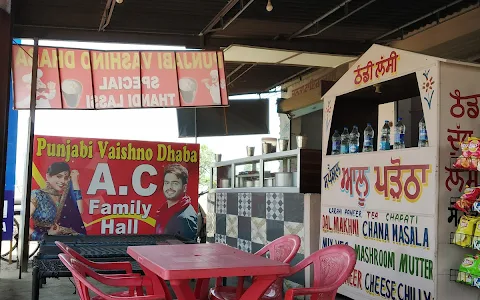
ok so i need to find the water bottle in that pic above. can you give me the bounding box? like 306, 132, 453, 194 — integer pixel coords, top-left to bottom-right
349, 125, 360, 154
380, 120, 391, 151
363, 123, 374, 152
340, 127, 349, 154
394, 118, 406, 149
331, 130, 341, 155
418, 117, 428, 147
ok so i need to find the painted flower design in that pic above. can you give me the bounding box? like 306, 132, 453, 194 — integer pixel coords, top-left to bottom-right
422, 77, 435, 92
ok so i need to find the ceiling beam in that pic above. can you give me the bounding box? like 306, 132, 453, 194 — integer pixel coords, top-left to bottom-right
289, 0, 352, 39
98, 0, 117, 31
297, 0, 377, 38
200, 0, 248, 35
13, 24, 370, 55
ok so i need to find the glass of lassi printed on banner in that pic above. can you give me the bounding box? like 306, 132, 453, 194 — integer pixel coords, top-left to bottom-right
179, 77, 198, 104
61, 79, 83, 108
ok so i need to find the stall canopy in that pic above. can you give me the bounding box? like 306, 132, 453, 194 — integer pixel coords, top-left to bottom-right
11, 0, 480, 95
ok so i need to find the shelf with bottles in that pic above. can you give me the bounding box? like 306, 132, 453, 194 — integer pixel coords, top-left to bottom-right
329, 116, 429, 156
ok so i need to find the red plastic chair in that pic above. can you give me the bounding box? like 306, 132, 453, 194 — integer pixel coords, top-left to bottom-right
56, 242, 170, 299
59, 253, 168, 300
284, 245, 357, 300
209, 234, 301, 300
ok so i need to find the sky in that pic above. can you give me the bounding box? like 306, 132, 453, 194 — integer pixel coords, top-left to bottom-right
13, 39, 281, 199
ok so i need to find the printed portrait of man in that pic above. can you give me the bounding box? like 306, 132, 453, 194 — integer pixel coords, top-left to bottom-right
155, 163, 198, 240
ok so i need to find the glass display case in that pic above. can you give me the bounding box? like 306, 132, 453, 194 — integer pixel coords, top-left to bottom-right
211, 149, 321, 193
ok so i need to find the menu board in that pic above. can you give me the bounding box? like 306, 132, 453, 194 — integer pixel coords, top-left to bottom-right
321, 148, 437, 300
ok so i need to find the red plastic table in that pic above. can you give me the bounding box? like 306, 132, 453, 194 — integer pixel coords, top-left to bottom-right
127, 243, 290, 300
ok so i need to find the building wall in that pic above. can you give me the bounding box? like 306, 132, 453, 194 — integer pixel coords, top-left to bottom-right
207, 191, 306, 289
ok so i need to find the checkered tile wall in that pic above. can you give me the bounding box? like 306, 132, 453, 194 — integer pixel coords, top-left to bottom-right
207, 192, 306, 287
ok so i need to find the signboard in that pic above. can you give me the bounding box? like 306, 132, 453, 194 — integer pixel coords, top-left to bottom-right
2, 75, 17, 241
28, 135, 200, 241
11, 45, 228, 109
321, 148, 437, 300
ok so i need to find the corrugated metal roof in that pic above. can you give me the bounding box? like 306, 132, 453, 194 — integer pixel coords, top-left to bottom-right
12, 0, 480, 94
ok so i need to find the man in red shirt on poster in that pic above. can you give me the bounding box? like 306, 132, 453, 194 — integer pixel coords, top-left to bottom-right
155, 164, 198, 241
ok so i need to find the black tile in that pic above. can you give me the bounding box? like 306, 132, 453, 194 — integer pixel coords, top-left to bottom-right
284, 193, 304, 223
252, 193, 266, 218
287, 253, 305, 285
226, 237, 237, 248
216, 214, 226, 235
238, 216, 252, 240
207, 237, 215, 244
227, 192, 238, 215
266, 219, 284, 242
251, 242, 265, 254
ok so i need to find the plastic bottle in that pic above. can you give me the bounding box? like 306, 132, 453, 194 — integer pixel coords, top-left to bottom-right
349, 125, 360, 154
363, 123, 374, 152
340, 127, 349, 154
418, 117, 429, 147
394, 118, 406, 149
380, 120, 391, 151
331, 130, 341, 155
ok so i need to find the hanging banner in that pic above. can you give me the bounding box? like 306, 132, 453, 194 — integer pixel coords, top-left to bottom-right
11, 45, 228, 109
28, 135, 200, 241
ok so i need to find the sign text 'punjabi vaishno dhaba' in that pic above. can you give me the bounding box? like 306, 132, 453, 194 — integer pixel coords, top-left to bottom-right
11, 45, 229, 110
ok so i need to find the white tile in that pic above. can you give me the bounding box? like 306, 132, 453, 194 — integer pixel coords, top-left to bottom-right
238, 193, 252, 217
251, 217, 267, 244
237, 238, 252, 253
226, 214, 238, 238
266, 192, 284, 221
284, 221, 305, 254
216, 192, 227, 214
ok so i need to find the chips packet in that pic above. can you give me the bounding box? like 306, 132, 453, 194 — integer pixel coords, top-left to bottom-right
473, 221, 480, 251
454, 215, 478, 247
458, 255, 476, 284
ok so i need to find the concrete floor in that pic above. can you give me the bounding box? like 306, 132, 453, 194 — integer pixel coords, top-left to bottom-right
0, 261, 353, 300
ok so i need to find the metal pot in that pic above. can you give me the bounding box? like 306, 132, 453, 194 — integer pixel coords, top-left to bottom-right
296, 135, 308, 148
262, 142, 274, 154
278, 139, 289, 151
246, 146, 255, 156
264, 177, 275, 187
220, 179, 230, 188
275, 172, 293, 187
245, 180, 254, 188
254, 179, 261, 187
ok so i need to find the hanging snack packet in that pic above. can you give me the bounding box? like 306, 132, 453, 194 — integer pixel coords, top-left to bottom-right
469, 139, 480, 170
473, 277, 480, 289
473, 202, 480, 213
474, 221, 480, 250
454, 140, 472, 169
454, 215, 477, 247
458, 255, 476, 285
453, 186, 480, 213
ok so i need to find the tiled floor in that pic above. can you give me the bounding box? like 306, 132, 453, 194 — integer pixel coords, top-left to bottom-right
0, 262, 353, 300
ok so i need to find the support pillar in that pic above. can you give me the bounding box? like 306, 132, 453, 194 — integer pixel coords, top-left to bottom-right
0, 1, 13, 261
